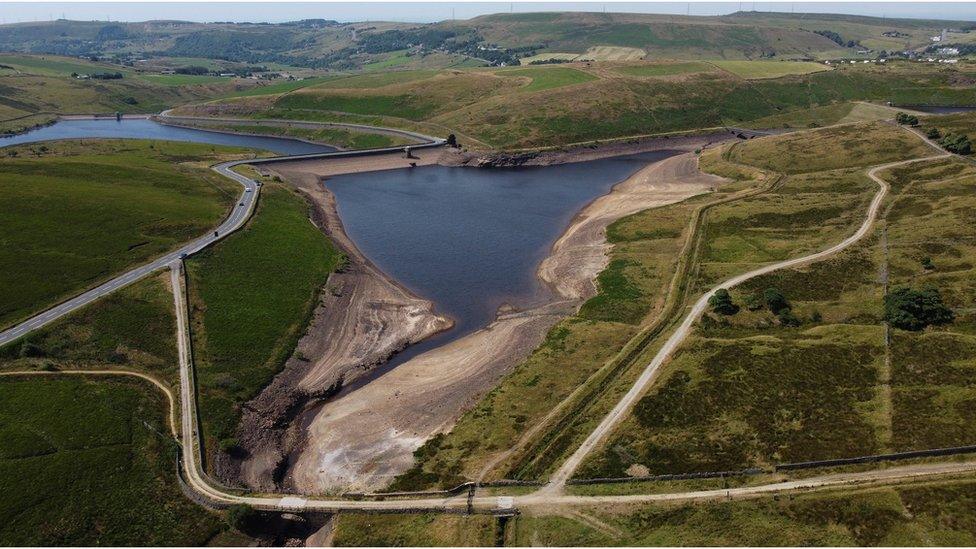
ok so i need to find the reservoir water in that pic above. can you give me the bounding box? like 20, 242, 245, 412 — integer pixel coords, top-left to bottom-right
7, 117, 678, 363
899, 105, 976, 114
0, 118, 336, 155
325, 150, 680, 349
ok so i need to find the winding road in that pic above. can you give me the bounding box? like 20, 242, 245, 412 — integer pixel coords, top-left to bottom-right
0, 120, 444, 348
2, 118, 973, 516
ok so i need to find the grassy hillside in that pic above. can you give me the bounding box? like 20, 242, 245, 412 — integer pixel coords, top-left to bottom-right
0, 10, 964, 74
332, 481, 976, 546
454, 11, 842, 60
576, 122, 971, 480
0, 376, 238, 545
0, 139, 246, 330
174, 60, 976, 150
0, 53, 263, 133
0, 274, 179, 385
186, 181, 340, 455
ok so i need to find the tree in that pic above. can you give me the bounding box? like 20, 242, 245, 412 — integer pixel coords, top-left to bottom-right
778, 308, 801, 327
708, 288, 739, 315
883, 287, 954, 331
446, 133, 457, 147
896, 112, 919, 126
763, 287, 790, 315
939, 133, 972, 155
926, 127, 942, 139
226, 504, 257, 531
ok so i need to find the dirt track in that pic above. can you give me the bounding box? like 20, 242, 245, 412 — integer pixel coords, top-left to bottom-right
287, 150, 722, 493
543, 144, 953, 493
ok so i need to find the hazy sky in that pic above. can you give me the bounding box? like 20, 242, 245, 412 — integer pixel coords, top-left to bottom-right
3, 2, 976, 24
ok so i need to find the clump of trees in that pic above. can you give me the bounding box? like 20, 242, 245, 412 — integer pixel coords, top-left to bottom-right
939, 133, 973, 155
814, 29, 860, 48
226, 504, 257, 531
708, 288, 739, 315
883, 287, 954, 331
708, 286, 804, 326
763, 287, 790, 315
896, 112, 919, 126
763, 287, 801, 326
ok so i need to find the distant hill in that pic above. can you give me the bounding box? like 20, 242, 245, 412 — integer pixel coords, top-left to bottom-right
0, 11, 970, 70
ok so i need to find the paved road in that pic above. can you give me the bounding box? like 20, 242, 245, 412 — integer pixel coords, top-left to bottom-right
0, 161, 258, 348
4, 118, 972, 514
0, 122, 444, 349
542, 146, 953, 493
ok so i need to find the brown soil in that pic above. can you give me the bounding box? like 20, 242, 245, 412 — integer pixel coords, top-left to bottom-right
215, 149, 453, 490
278, 145, 726, 494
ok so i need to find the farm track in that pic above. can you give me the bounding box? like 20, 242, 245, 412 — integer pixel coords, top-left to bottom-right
2, 120, 974, 516
501, 148, 787, 481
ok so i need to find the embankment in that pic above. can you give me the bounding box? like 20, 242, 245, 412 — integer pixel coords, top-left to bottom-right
280, 143, 726, 493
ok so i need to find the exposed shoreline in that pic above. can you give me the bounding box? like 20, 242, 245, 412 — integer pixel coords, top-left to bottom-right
214, 147, 453, 489
219, 134, 731, 493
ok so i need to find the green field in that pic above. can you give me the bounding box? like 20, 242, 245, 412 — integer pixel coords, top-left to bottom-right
173, 120, 413, 149
921, 111, 976, 144
330, 481, 976, 546
709, 60, 830, 79
743, 101, 910, 130
498, 66, 598, 92
333, 513, 496, 546
0, 53, 125, 76
173, 61, 976, 150
0, 274, 179, 385
0, 53, 265, 134
0, 140, 245, 330
139, 74, 231, 86
727, 121, 933, 173
0, 376, 237, 545
879, 158, 976, 451
227, 76, 335, 98
510, 483, 976, 546
187, 182, 340, 453
575, 122, 961, 479
613, 61, 714, 78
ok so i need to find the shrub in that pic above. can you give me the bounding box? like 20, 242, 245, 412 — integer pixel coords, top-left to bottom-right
939, 133, 972, 155
778, 308, 801, 327
219, 438, 240, 453
19, 341, 45, 358
883, 287, 954, 331
744, 293, 764, 311
926, 127, 941, 139
921, 257, 935, 271
896, 112, 919, 126
226, 504, 257, 531
763, 287, 790, 315
708, 288, 739, 315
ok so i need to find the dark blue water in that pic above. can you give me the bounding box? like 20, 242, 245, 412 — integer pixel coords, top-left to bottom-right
326, 150, 680, 346
898, 105, 976, 114
0, 118, 336, 155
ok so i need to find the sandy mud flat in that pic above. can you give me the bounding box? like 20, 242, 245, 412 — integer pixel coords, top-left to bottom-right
216, 148, 453, 488
249, 142, 727, 493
